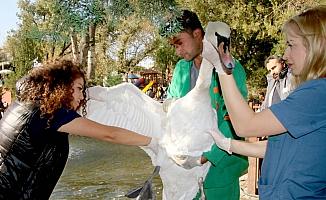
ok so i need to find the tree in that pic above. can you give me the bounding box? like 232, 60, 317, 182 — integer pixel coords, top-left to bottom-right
6, 0, 319, 93
3, 0, 47, 92
106, 14, 159, 73
153, 38, 180, 84
52, 0, 107, 79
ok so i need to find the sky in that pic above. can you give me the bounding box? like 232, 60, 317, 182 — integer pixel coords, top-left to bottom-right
0, 0, 19, 47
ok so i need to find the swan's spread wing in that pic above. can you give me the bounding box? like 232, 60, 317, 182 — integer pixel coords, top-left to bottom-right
86, 83, 166, 165
86, 83, 164, 139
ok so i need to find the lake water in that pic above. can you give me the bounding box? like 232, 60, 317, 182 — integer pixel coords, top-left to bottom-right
50, 136, 163, 200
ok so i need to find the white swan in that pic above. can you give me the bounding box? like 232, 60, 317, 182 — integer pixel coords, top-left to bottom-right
85, 57, 218, 200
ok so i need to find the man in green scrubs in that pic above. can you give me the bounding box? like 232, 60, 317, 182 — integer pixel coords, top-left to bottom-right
162, 10, 248, 200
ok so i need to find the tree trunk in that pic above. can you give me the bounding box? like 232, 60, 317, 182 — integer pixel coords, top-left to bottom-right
71, 31, 79, 63
79, 31, 90, 67
87, 24, 96, 79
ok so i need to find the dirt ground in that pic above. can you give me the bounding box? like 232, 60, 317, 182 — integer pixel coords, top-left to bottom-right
239, 174, 259, 200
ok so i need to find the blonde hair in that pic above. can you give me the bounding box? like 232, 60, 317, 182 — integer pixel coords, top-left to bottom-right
283, 5, 326, 87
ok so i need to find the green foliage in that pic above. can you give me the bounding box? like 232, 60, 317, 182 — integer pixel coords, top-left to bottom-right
108, 0, 135, 21
3, 0, 46, 92
153, 38, 180, 72
53, 0, 106, 33
106, 14, 159, 72
102, 73, 123, 87
110, 0, 178, 21
157, 8, 183, 38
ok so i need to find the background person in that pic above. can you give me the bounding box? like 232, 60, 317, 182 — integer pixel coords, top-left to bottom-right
261, 55, 292, 110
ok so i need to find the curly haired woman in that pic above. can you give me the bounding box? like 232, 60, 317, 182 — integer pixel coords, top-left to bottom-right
0, 60, 155, 199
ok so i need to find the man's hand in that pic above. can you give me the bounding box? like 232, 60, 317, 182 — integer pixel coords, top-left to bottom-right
171, 155, 202, 169
162, 98, 177, 113
208, 130, 232, 154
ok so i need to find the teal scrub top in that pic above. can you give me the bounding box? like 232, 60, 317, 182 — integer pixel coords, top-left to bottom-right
260, 79, 326, 199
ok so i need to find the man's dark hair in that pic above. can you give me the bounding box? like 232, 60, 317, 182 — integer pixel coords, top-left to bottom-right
264, 55, 282, 67
178, 10, 204, 35
159, 9, 204, 37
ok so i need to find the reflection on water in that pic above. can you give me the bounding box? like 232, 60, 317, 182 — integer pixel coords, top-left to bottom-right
50, 136, 162, 200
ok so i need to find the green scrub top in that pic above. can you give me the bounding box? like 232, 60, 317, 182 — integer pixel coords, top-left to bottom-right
167, 59, 248, 200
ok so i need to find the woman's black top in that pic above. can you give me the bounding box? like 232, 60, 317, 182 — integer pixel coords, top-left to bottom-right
0, 101, 80, 199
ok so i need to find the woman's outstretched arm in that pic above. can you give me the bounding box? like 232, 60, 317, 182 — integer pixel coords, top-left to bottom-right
59, 117, 152, 146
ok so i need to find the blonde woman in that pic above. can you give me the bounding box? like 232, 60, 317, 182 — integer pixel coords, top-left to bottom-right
206, 5, 326, 199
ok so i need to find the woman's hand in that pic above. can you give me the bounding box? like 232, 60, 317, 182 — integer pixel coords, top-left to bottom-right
208, 130, 232, 154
